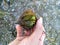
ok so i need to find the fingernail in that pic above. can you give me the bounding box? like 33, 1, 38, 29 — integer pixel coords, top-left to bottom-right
38, 17, 43, 24
40, 17, 43, 24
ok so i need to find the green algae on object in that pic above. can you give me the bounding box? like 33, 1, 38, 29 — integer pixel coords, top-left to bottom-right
17, 9, 37, 30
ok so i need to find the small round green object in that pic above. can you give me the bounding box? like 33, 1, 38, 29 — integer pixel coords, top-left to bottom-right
17, 9, 37, 30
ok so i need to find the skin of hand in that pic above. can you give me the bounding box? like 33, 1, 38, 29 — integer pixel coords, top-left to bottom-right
8, 17, 46, 45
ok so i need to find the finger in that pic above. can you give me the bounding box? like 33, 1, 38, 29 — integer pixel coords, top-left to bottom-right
16, 24, 22, 37
33, 17, 44, 33
35, 17, 43, 30
36, 17, 45, 32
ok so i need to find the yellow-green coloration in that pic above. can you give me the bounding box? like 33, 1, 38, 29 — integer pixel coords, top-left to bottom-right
17, 9, 37, 30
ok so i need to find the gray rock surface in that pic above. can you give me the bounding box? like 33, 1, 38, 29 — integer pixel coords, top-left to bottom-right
0, 0, 60, 45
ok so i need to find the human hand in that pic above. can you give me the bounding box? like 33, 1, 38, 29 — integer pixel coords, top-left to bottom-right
9, 17, 46, 45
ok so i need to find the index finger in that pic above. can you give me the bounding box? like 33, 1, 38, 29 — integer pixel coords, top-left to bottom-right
16, 24, 23, 37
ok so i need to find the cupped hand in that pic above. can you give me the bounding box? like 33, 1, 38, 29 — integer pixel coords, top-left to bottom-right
9, 17, 46, 45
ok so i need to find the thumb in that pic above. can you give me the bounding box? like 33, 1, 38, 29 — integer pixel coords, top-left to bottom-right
36, 17, 45, 32
36, 17, 43, 29
27, 17, 45, 44
29, 17, 44, 37
34, 17, 43, 31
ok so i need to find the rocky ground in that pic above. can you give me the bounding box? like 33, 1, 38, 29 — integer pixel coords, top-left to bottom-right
0, 0, 60, 45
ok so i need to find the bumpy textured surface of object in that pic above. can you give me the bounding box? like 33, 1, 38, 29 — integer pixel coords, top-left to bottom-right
17, 9, 37, 30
